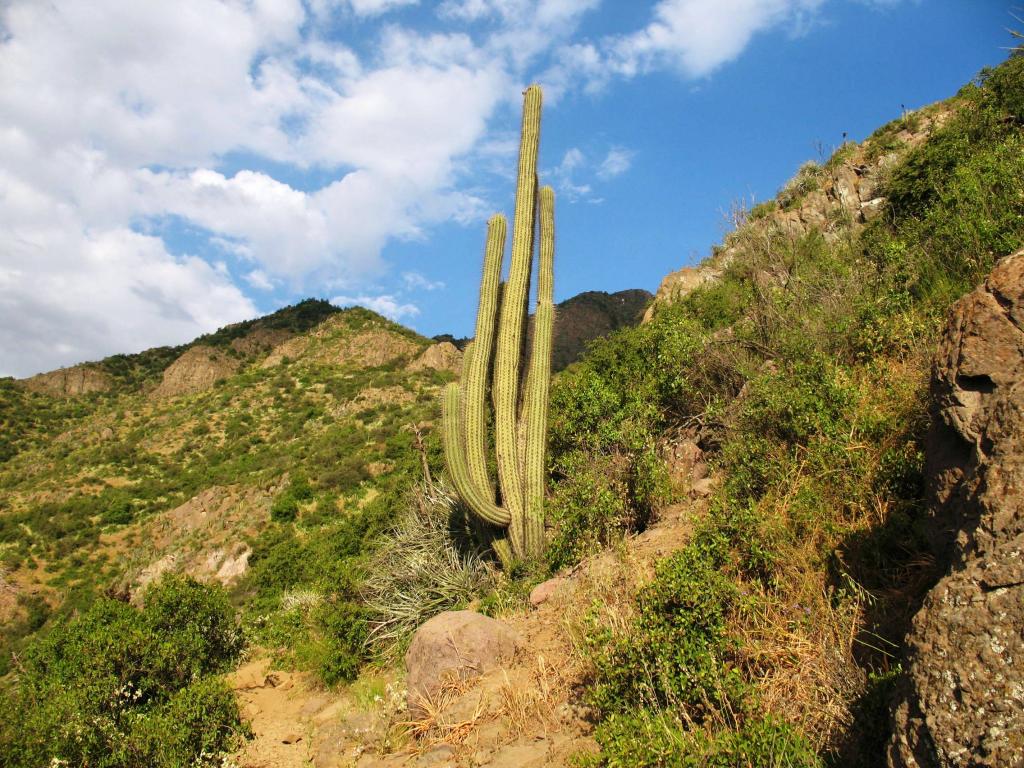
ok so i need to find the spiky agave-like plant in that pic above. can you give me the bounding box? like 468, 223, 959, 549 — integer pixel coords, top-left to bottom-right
441, 84, 554, 565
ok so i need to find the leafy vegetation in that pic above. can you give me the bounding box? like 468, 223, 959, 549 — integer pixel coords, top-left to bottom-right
0, 304, 444, 718
0, 48, 1019, 768
549, 52, 1024, 765
0, 576, 244, 768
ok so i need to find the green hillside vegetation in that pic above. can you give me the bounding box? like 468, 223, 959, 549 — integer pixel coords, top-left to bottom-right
546, 54, 1024, 765
0, 306, 456, 763
1, 576, 245, 768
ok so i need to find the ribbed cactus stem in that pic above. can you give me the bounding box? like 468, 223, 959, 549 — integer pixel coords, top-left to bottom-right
441, 382, 511, 527
494, 84, 542, 553
464, 215, 506, 496
522, 186, 555, 557
440, 84, 553, 567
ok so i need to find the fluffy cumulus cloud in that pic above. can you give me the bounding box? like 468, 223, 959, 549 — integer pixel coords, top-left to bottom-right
548, 0, 826, 91
0, 0, 509, 375
0, 0, 837, 376
597, 147, 635, 180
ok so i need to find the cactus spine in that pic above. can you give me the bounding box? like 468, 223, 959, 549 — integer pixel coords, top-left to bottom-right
441, 84, 554, 563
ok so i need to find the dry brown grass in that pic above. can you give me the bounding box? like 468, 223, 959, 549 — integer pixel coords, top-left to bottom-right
731, 568, 864, 752
559, 546, 646, 671
495, 654, 567, 737
400, 674, 485, 746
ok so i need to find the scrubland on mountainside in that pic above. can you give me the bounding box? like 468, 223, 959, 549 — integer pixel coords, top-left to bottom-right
1, 49, 1023, 768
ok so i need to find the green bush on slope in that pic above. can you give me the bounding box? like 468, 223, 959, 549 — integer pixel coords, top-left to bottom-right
0, 575, 244, 768
557, 53, 1024, 766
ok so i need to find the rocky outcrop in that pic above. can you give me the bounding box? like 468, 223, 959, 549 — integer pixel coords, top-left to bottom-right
118, 484, 270, 599
888, 251, 1024, 767
262, 316, 423, 370
544, 289, 652, 371
152, 344, 241, 399
405, 610, 520, 717
406, 341, 462, 374
646, 110, 948, 321
22, 364, 112, 396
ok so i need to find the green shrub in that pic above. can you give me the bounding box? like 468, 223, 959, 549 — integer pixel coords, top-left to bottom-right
0, 575, 244, 768
547, 453, 636, 570
315, 599, 371, 685
589, 712, 821, 768
589, 536, 741, 720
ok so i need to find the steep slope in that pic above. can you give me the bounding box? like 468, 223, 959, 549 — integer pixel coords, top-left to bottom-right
529, 53, 1024, 767
547, 288, 652, 371
214, 52, 1024, 768
3, 51, 1021, 768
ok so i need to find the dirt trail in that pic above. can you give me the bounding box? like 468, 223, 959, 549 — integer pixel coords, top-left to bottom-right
228, 497, 701, 768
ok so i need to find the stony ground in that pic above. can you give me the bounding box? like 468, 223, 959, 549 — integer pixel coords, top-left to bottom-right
228, 494, 703, 768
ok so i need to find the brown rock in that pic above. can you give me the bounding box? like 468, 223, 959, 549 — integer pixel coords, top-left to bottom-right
152, 345, 240, 399
481, 743, 549, 768
229, 327, 292, 356
405, 610, 520, 717
529, 577, 565, 607
860, 197, 887, 222
311, 722, 349, 768
231, 662, 272, 691
407, 341, 462, 373
889, 250, 1024, 768
691, 477, 717, 498
298, 695, 330, 719
23, 364, 112, 396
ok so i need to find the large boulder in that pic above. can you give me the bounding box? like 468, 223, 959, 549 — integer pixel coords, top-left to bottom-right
405, 610, 519, 717
888, 251, 1024, 767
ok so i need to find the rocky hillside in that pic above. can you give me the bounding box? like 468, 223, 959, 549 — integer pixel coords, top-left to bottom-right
0, 304, 454, 671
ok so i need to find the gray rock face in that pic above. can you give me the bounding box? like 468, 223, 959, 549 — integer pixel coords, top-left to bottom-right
888, 251, 1024, 767
405, 610, 519, 717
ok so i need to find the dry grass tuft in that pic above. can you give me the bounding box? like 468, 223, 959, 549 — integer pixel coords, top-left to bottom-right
400, 675, 485, 747
496, 654, 567, 736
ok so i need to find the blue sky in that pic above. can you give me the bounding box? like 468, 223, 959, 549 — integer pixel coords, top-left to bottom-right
0, 0, 1017, 377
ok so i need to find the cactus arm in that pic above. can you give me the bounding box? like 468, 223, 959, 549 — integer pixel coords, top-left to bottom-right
522, 185, 555, 557
441, 382, 511, 527
494, 84, 542, 553
464, 215, 506, 496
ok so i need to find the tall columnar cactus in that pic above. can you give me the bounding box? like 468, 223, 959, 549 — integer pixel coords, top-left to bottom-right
441, 84, 554, 564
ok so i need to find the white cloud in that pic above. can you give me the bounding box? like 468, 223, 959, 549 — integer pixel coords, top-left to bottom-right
331, 294, 420, 320
0, 218, 256, 377
597, 147, 634, 179
402, 272, 446, 291
349, 0, 419, 16
438, 0, 495, 21
619, 0, 824, 78
559, 147, 586, 172
245, 270, 277, 291
547, 145, 632, 203
0, 0, 838, 375
549, 0, 826, 90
